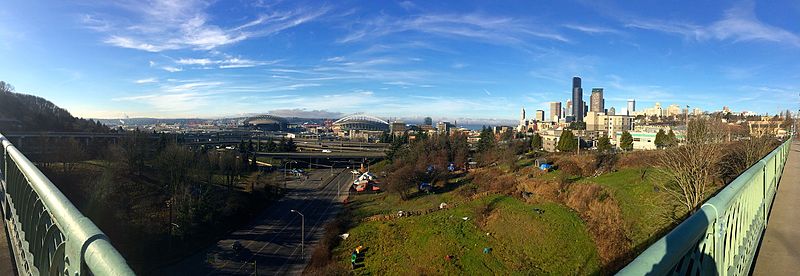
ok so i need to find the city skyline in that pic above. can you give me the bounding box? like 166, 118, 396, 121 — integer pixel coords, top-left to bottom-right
1, 0, 799, 119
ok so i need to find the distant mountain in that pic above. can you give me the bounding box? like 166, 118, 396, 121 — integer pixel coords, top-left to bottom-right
0, 81, 109, 133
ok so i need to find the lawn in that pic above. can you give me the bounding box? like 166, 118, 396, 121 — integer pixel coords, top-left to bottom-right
335, 193, 600, 275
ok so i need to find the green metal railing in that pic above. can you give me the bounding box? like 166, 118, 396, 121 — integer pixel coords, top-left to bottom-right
0, 132, 134, 275
618, 138, 793, 275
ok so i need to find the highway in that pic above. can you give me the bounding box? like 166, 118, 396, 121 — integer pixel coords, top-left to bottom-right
159, 169, 353, 275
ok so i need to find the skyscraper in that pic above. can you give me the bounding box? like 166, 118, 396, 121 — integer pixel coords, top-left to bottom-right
535, 110, 545, 122
424, 117, 433, 126
549, 102, 562, 122
627, 99, 636, 116
572, 77, 584, 122
590, 88, 604, 113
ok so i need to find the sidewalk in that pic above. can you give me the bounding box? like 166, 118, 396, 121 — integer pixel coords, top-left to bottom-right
0, 217, 16, 274
753, 139, 800, 275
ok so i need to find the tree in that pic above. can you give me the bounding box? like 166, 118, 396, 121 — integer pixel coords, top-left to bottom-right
654, 129, 667, 149
476, 127, 495, 153
620, 131, 634, 151
56, 138, 87, 173
531, 133, 543, 151
667, 129, 677, 147
499, 129, 513, 141
596, 135, 611, 153
285, 138, 297, 152
658, 118, 726, 214
556, 130, 577, 152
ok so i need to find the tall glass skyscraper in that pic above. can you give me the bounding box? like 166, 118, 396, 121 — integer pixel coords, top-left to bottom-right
572, 77, 584, 122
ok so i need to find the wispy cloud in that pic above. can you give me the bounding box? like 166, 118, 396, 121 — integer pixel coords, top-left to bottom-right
87, 0, 330, 52
176, 57, 276, 69
562, 24, 622, 35
135, 77, 158, 84
624, 1, 800, 47
338, 13, 568, 45
162, 66, 183, 72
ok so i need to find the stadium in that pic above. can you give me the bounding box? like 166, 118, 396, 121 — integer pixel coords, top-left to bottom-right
243, 115, 288, 131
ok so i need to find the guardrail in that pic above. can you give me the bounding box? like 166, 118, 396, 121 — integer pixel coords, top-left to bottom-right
618, 138, 793, 275
0, 132, 134, 275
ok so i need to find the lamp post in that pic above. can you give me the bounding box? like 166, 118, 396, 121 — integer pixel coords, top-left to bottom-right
290, 209, 305, 258
283, 160, 297, 189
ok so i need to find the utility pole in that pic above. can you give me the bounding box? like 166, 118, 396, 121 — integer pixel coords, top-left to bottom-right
290, 209, 305, 258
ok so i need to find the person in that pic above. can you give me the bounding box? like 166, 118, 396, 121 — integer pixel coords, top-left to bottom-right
351, 251, 357, 269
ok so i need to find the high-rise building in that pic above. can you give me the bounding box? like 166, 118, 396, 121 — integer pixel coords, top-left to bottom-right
566, 100, 573, 115
608, 107, 616, 116
627, 99, 636, 116
590, 88, 604, 113
549, 102, 562, 122
572, 77, 584, 122
518, 107, 527, 132
423, 117, 433, 126
535, 110, 545, 122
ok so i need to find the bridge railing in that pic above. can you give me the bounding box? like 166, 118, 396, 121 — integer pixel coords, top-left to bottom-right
618, 137, 792, 276
0, 132, 134, 275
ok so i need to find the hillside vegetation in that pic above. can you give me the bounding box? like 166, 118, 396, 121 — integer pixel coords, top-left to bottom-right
0, 81, 107, 132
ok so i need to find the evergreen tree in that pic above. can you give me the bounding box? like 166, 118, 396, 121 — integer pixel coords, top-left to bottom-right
531, 133, 543, 151
667, 129, 677, 147
597, 135, 611, 153
286, 138, 296, 152
476, 127, 496, 152
654, 129, 666, 149
620, 131, 634, 151
557, 130, 577, 152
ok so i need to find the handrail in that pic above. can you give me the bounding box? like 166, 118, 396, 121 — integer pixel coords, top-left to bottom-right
0, 132, 134, 275
618, 137, 793, 275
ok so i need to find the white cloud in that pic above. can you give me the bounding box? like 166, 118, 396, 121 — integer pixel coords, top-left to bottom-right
86, 0, 329, 52
563, 24, 622, 35
162, 66, 183, 72
177, 58, 213, 65
175, 57, 275, 69
338, 13, 568, 45
625, 1, 800, 47
135, 78, 158, 84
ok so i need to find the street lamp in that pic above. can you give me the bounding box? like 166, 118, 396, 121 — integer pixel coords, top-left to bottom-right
283, 160, 297, 189
290, 209, 305, 258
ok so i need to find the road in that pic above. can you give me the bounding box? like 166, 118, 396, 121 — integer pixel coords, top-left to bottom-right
158, 169, 353, 275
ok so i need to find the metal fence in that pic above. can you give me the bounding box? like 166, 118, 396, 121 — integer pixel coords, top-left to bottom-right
0, 132, 134, 275
618, 138, 793, 275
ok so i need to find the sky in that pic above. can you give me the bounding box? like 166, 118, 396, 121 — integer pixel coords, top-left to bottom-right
0, 0, 798, 120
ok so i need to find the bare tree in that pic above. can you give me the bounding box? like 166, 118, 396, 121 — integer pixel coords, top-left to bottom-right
658, 118, 726, 214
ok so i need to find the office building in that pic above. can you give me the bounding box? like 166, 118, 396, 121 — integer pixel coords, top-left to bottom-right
627, 99, 636, 116
608, 107, 616, 116
423, 117, 433, 126
572, 77, 584, 122
585, 112, 634, 140
590, 88, 604, 113
550, 102, 562, 122
535, 110, 545, 122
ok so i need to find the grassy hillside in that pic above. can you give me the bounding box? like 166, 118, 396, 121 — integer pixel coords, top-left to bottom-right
579, 168, 676, 248
333, 192, 600, 275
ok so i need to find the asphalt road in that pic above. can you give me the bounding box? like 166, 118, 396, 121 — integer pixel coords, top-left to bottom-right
158, 169, 353, 275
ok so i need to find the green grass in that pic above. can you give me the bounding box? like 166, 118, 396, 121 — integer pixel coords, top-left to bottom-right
578, 168, 673, 247
336, 194, 600, 275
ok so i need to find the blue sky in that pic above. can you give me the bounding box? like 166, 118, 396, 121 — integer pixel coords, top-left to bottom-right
0, 0, 798, 120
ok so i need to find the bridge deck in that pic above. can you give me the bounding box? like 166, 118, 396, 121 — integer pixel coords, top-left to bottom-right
753, 139, 800, 275
0, 215, 16, 274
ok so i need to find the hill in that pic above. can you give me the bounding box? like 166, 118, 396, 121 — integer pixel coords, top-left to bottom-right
0, 81, 108, 132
